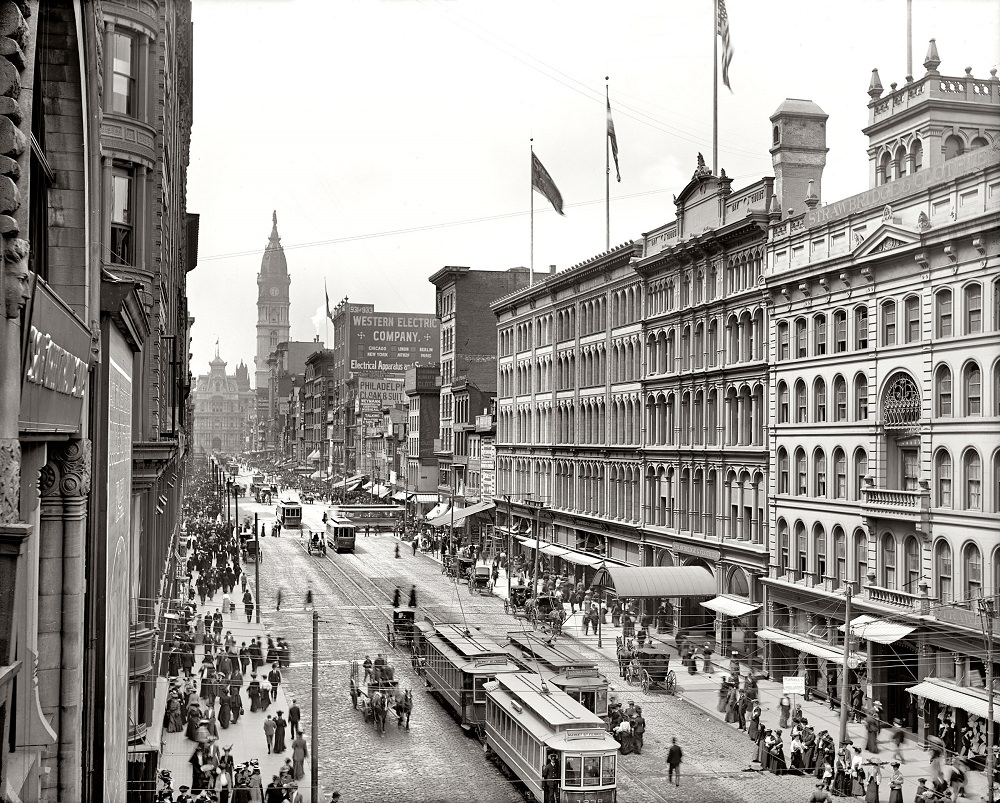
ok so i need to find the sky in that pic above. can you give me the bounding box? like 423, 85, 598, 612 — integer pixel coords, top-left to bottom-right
185, 0, 998, 379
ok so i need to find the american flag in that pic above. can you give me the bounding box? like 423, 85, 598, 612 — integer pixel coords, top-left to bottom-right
717, 0, 734, 91
607, 99, 621, 182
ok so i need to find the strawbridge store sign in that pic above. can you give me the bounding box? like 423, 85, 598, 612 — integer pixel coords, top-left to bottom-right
19, 279, 91, 434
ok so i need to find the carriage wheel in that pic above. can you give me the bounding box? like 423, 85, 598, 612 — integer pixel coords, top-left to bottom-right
665, 670, 677, 694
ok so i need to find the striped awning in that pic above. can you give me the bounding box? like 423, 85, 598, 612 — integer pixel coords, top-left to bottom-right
591, 566, 716, 598
906, 680, 1000, 724
701, 595, 762, 618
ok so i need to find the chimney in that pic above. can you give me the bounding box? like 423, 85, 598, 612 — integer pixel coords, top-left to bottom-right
769, 99, 829, 220
549, 264, 556, 274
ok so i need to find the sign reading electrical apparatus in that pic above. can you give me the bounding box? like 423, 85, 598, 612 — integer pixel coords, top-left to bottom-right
19, 279, 91, 434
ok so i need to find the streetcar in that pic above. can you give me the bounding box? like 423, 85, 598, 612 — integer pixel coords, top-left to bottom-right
505, 631, 610, 717
324, 514, 357, 553
484, 672, 619, 803
327, 504, 404, 532
417, 622, 520, 732
276, 492, 303, 529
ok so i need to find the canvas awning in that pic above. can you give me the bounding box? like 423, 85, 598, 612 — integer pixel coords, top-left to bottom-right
345, 481, 362, 493
539, 544, 568, 557
412, 493, 439, 503
370, 484, 391, 498
362, 481, 374, 491
306, 449, 321, 461
756, 628, 867, 666
560, 551, 603, 567
905, 680, 1000, 724
591, 565, 715, 598
424, 503, 449, 522
701, 595, 762, 618
839, 615, 916, 645
427, 501, 494, 527
309, 471, 322, 479
518, 537, 542, 550
392, 491, 407, 502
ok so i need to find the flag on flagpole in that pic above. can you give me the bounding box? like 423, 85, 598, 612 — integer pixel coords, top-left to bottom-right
531, 152, 565, 216
325, 280, 334, 323
717, 0, 734, 91
607, 98, 621, 182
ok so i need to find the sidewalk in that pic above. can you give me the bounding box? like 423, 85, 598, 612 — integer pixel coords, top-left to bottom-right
479, 565, 990, 803
159, 569, 313, 802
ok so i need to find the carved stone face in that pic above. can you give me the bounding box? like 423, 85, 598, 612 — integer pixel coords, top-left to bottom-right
4, 251, 31, 319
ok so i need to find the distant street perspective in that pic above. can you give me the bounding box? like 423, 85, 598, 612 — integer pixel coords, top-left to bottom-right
0, 2, 997, 803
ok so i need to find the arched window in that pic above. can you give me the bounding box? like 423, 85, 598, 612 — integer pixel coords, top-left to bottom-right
833, 448, 847, 499
894, 145, 907, 179
777, 519, 789, 575
795, 521, 807, 578
814, 378, 827, 422
903, 536, 920, 593
936, 540, 953, 603
814, 314, 827, 355
971, 136, 989, 151
880, 151, 892, 185
882, 373, 921, 430
777, 382, 789, 424
903, 295, 920, 343
773, 125, 780, 146
881, 299, 897, 346
853, 448, 868, 500
936, 365, 953, 417
854, 530, 868, 583
964, 362, 982, 416
964, 542, 983, 601
936, 289, 953, 338
777, 448, 789, 494
794, 380, 807, 423
944, 134, 964, 160
777, 320, 790, 361
910, 139, 923, 172
834, 310, 847, 353
795, 318, 808, 358
814, 448, 827, 497
814, 524, 827, 580
965, 283, 983, 334
964, 449, 982, 510
794, 448, 807, 495
854, 373, 869, 420
832, 526, 847, 588
881, 533, 897, 588
855, 305, 869, 350
833, 375, 847, 421
935, 449, 953, 508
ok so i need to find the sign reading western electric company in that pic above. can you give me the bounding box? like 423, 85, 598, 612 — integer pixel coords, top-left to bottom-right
19, 278, 91, 434
805, 146, 1000, 229
349, 311, 439, 374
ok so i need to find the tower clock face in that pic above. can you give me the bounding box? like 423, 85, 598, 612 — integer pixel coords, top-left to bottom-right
269, 286, 278, 297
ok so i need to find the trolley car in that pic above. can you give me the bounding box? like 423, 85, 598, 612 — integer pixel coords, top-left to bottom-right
276, 492, 303, 529
506, 631, 609, 717
325, 514, 357, 553
484, 672, 618, 803
416, 622, 520, 731
327, 504, 404, 532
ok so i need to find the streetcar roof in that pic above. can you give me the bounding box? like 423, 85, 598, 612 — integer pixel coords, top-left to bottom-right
486, 673, 605, 730
432, 623, 509, 658
506, 632, 597, 671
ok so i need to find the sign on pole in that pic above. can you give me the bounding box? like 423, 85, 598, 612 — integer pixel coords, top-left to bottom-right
782, 676, 806, 695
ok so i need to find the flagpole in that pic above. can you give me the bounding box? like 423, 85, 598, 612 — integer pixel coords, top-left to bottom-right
905, 0, 913, 82
713, 0, 719, 176
530, 138, 535, 285
605, 78, 610, 252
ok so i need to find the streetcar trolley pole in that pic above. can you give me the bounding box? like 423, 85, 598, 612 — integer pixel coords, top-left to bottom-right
253, 512, 261, 624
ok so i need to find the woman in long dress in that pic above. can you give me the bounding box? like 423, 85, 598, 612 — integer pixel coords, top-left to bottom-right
218, 690, 232, 729
747, 702, 761, 742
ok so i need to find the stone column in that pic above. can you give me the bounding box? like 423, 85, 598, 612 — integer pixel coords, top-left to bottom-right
36, 467, 64, 795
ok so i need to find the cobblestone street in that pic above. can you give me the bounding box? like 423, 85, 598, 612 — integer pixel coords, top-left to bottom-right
251, 503, 826, 803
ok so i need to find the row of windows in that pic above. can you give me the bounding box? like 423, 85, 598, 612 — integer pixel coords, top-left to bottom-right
647, 310, 765, 374
777, 307, 868, 360
933, 448, 1000, 512
646, 248, 763, 316
777, 374, 868, 424
777, 447, 868, 499
647, 466, 766, 543
646, 385, 765, 448
934, 361, 998, 417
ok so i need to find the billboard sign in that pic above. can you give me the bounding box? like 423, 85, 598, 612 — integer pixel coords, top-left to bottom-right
349, 311, 439, 374
480, 436, 496, 502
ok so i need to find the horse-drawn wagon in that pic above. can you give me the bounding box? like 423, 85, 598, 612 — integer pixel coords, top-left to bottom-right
349, 656, 412, 734
306, 531, 327, 556
387, 607, 416, 648
503, 584, 530, 616
467, 565, 492, 595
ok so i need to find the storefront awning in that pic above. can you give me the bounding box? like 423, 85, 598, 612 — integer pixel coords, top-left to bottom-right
756, 629, 867, 666
345, 481, 363, 493
539, 544, 568, 557
392, 491, 407, 502
905, 680, 1000, 724
591, 565, 715, 598
306, 449, 321, 461
362, 481, 374, 491
839, 615, 916, 645
426, 501, 493, 527
370, 484, 391, 498
701, 595, 762, 618
425, 503, 449, 522
413, 493, 439, 503
518, 537, 541, 550
560, 551, 602, 567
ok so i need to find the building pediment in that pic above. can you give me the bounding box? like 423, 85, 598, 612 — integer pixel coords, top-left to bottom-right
851, 222, 921, 260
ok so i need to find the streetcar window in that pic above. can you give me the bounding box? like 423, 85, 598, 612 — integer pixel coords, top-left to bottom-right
595, 688, 608, 715
601, 754, 616, 785
564, 756, 582, 788
583, 756, 601, 786
473, 676, 488, 704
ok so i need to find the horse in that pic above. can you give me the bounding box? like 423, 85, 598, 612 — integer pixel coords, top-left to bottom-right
370, 690, 387, 735
394, 689, 412, 730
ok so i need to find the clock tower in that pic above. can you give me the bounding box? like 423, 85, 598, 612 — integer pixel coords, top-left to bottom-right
255, 211, 291, 399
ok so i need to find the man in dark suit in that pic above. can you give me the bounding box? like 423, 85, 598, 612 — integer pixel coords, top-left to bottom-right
288, 699, 301, 737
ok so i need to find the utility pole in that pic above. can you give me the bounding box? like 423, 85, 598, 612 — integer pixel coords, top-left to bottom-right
838, 583, 854, 746
253, 512, 261, 624
311, 608, 320, 803
979, 597, 996, 803
524, 498, 545, 597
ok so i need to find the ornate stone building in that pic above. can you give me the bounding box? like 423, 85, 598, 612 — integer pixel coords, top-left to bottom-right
760, 42, 1000, 744
254, 212, 290, 429
0, 2, 196, 801
191, 352, 254, 455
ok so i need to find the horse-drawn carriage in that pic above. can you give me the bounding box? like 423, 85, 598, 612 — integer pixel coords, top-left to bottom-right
243, 537, 260, 562
467, 565, 492, 595
625, 643, 676, 694
528, 594, 564, 634
306, 531, 327, 556
504, 584, 531, 616
387, 607, 416, 648
349, 656, 412, 734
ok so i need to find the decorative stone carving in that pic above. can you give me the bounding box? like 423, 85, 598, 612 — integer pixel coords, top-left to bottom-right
3, 236, 28, 318
40, 440, 92, 499
692, 152, 712, 180
0, 438, 19, 523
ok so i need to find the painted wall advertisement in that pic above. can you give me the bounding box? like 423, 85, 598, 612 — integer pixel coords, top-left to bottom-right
349, 311, 439, 374
480, 436, 496, 502
104, 329, 133, 798
358, 375, 405, 427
